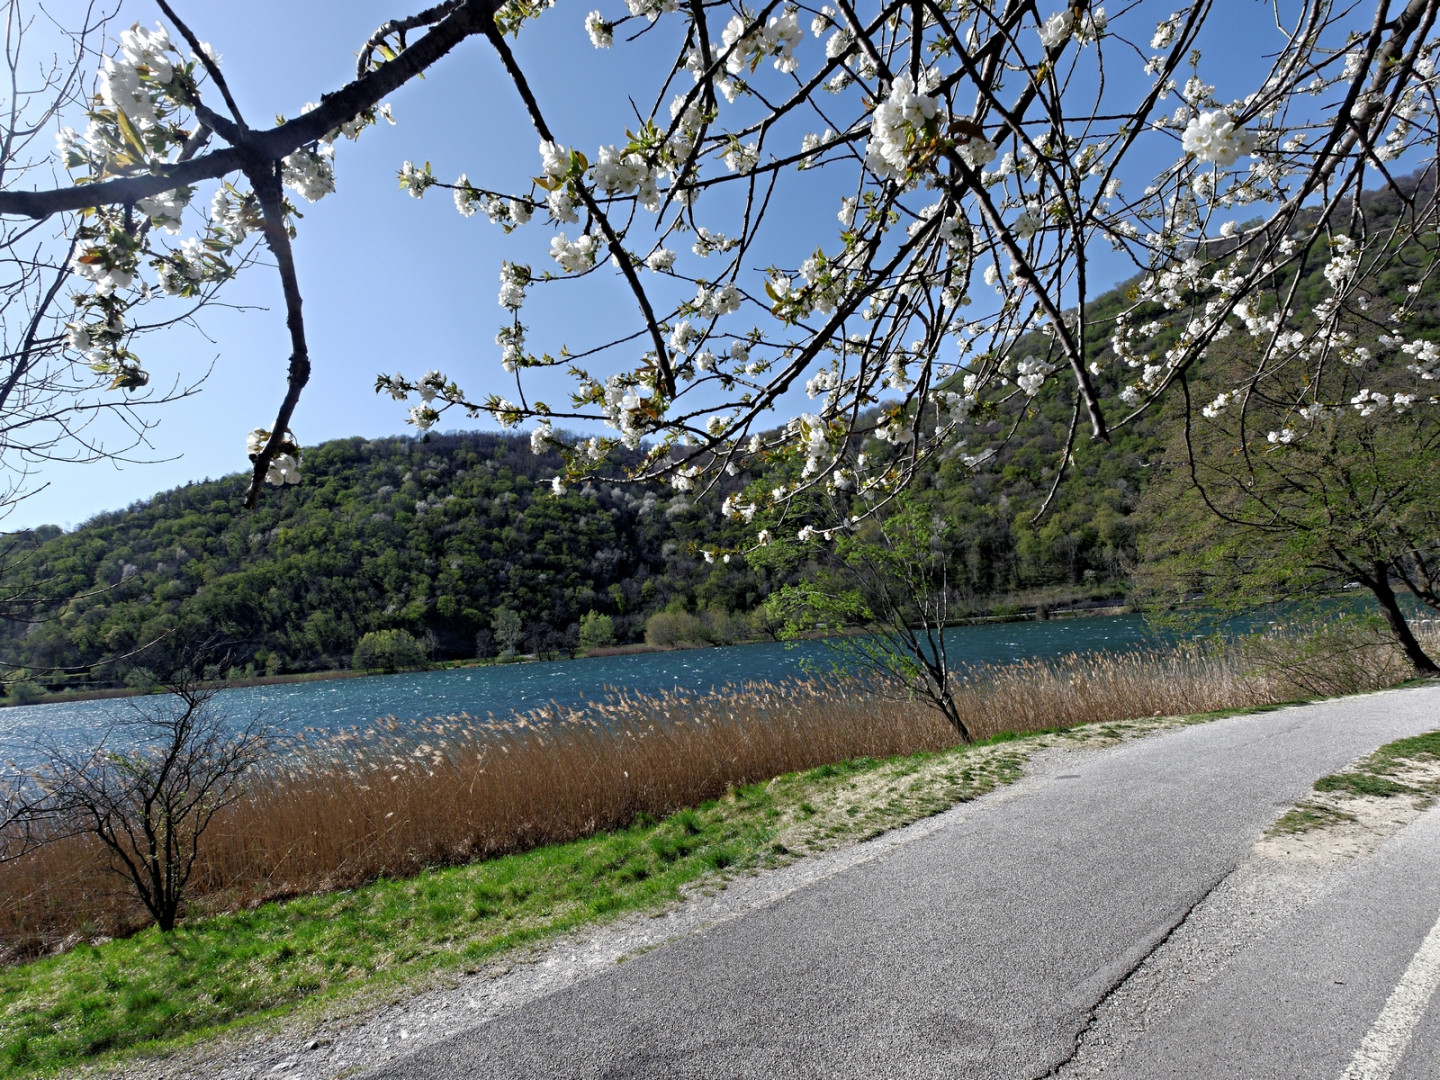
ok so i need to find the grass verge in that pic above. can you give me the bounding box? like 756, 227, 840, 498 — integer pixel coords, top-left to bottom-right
1267, 729, 1440, 837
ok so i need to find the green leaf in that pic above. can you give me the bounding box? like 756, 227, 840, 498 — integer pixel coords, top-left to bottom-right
114, 108, 146, 158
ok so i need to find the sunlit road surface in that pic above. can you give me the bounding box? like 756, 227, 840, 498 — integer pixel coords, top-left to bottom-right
364, 685, 1440, 1080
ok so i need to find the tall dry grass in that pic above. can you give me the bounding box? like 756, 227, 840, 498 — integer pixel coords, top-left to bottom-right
0, 627, 1425, 956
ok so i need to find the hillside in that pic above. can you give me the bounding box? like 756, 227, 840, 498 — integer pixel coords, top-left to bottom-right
8, 171, 1431, 690
0, 406, 1151, 689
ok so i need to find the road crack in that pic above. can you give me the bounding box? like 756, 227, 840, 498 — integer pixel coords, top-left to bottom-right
1031, 870, 1232, 1080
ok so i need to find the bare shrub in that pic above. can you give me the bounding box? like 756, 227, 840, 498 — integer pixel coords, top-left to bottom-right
644, 611, 707, 647
1234, 617, 1430, 700
37, 669, 267, 933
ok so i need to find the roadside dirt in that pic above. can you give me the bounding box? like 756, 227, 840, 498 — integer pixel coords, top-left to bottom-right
1255, 758, 1440, 866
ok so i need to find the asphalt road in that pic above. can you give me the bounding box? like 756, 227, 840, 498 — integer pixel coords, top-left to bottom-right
1088, 802, 1440, 1079
364, 685, 1440, 1080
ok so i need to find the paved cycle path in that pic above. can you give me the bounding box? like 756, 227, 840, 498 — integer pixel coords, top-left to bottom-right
365, 685, 1440, 1080
1081, 802, 1440, 1079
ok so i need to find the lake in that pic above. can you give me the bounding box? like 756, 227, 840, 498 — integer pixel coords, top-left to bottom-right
0, 613, 1163, 763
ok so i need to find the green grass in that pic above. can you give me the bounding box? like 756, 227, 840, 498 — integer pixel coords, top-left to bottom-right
0, 737, 1031, 1079
1310, 729, 1440, 801
1270, 727, 1440, 837
3, 799, 773, 1076
1363, 730, 1440, 770
1312, 773, 1417, 798
1270, 801, 1359, 834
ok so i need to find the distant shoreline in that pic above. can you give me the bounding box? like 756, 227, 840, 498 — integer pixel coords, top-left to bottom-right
3, 597, 1131, 709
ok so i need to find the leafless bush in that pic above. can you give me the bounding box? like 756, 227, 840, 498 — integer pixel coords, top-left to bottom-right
37, 666, 267, 932
1234, 616, 1434, 700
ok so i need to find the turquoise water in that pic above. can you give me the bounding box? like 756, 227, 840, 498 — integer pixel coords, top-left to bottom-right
0, 614, 1162, 762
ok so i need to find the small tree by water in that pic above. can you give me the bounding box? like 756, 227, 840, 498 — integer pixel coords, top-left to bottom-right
579, 611, 616, 651
764, 500, 975, 742
351, 629, 430, 673
491, 608, 524, 657
40, 663, 268, 932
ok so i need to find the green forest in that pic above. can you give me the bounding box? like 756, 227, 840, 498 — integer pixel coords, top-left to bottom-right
0, 393, 1151, 690
4, 172, 1435, 692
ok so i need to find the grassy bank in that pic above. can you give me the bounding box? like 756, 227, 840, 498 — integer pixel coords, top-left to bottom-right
0, 741, 1036, 1077
0, 627, 1426, 1077
1270, 729, 1440, 834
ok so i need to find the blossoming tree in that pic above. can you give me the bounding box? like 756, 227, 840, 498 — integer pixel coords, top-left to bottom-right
0, 2, 229, 520
1, 0, 1438, 546
1134, 201, 1440, 675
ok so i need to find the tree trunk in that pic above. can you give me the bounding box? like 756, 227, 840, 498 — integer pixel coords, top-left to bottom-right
1370, 562, 1440, 676
936, 687, 974, 744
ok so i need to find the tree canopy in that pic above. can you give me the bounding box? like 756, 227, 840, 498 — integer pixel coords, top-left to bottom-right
0, 0, 1437, 540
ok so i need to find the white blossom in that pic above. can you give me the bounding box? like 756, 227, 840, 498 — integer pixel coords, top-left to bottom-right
550, 232, 599, 273
1351, 388, 1389, 416
1075, 7, 1107, 44
498, 262, 529, 309
546, 188, 579, 224
1202, 391, 1232, 419
865, 75, 943, 180
266, 452, 301, 486
1182, 111, 1254, 166
285, 145, 336, 202
585, 10, 614, 47
1151, 14, 1179, 49
453, 176, 479, 217
1037, 10, 1074, 49
137, 188, 189, 233
397, 160, 433, 199
724, 141, 759, 173
538, 140, 571, 180
1015, 356, 1056, 395
956, 137, 997, 170
669, 319, 698, 352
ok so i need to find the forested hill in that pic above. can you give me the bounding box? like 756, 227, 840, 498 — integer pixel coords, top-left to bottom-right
18, 169, 1431, 689
1, 434, 764, 684
0, 412, 1148, 687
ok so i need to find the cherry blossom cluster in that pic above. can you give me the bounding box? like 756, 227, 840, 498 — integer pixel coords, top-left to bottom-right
42, 2, 1440, 532
247, 427, 302, 486
52, 20, 402, 490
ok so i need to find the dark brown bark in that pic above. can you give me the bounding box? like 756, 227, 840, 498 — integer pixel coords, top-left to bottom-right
1369, 560, 1440, 675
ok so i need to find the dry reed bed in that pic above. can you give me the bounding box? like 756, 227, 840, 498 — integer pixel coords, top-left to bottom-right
0, 632, 1419, 954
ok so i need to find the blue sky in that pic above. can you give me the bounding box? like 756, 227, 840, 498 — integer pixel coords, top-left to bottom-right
10, 0, 1358, 530
16, 0, 665, 529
